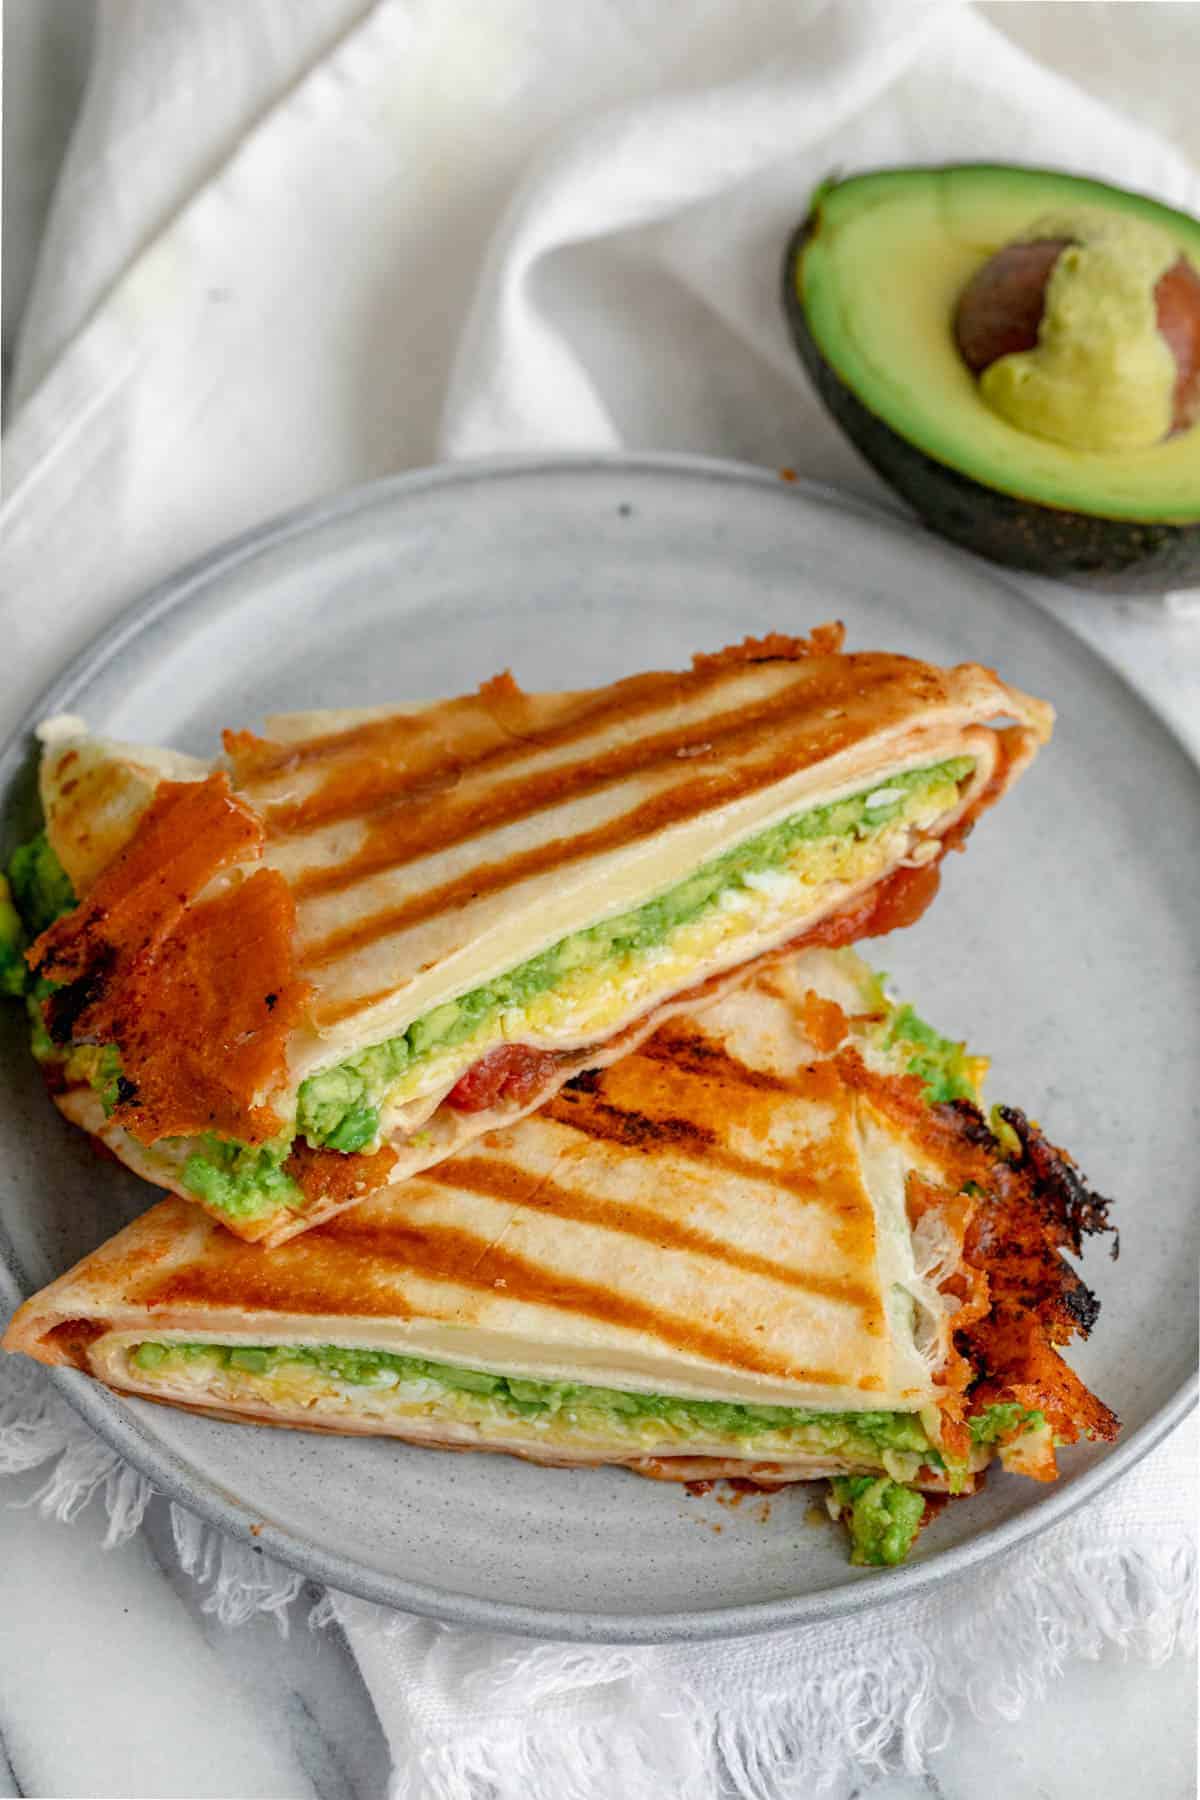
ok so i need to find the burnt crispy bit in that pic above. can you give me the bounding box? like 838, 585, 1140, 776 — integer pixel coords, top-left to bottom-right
44, 950, 117, 1044
550, 1086, 718, 1156
966, 1214, 1102, 1338
965, 1176, 1106, 1345
906, 1090, 1120, 1447
689, 623, 846, 671
931, 1096, 996, 1152
995, 1105, 1118, 1260
956, 1111, 1119, 1446
927, 1095, 1116, 1273
1060, 1270, 1102, 1335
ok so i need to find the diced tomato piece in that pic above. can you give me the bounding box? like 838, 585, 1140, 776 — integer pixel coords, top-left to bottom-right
792, 857, 942, 952
446, 1044, 562, 1112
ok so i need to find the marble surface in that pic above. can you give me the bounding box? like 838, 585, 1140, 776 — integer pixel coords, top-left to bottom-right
1, 3, 1197, 1795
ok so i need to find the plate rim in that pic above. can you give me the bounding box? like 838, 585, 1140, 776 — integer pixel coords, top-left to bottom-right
1, 449, 1195, 1644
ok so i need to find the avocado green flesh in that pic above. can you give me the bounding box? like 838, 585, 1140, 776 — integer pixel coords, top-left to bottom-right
1, 835, 81, 1055
968, 1401, 1045, 1445
294, 757, 973, 1154
795, 165, 1200, 522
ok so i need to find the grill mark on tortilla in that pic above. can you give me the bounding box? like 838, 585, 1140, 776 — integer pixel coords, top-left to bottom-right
543, 1088, 876, 1259
296, 736, 900, 979
552, 1048, 880, 1277
426, 1154, 878, 1313
290, 658, 947, 918
142, 1234, 419, 1320
303, 1219, 851, 1383
141, 1213, 851, 1382
634, 1028, 824, 1096
263, 662, 895, 842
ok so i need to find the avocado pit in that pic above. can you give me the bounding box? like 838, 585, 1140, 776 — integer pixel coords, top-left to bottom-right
954, 215, 1200, 451
954, 238, 1074, 374
1156, 255, 1200, 432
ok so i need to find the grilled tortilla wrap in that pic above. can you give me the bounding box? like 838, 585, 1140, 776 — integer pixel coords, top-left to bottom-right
15, 628, 1052, 1245
5, 949, 1116, 1565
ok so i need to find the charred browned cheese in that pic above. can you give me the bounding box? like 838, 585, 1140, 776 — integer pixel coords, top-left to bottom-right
834, 1050, 1118, 1453
951, 1102, 1119, 1448
955, 237, 1200, 436
27, 775, 310, 1145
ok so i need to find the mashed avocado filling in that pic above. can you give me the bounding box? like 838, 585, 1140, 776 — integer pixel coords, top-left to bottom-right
128, 1340, 938, 1472
181, 1134, 301, 1221
127, 1341, 1042, 1561
0, 875, 25, 1000
0, 831, 78, 1002
2, 838, 129, 1099
881, 1002, 985, 1105
294, 757, 975, 1154
830, 1397, 1049, 1566
827, 1474, 928, 1567
1, 832, 79, 1054
3, 757, 973, 1221
7, 831, 76, 937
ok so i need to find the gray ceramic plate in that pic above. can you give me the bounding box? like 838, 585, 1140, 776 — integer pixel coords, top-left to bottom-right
1, 456, 1196, 1643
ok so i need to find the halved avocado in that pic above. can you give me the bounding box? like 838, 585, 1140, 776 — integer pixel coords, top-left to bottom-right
783, 165, 1200, 594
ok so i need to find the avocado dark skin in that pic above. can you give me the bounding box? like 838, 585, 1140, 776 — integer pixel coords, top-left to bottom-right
783, 210, 1200, 596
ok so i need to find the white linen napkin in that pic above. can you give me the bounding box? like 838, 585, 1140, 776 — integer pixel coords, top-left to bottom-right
3, 3, 1197, 1796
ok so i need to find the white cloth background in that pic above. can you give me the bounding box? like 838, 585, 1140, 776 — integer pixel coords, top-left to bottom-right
2, 3, 1197, 1795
